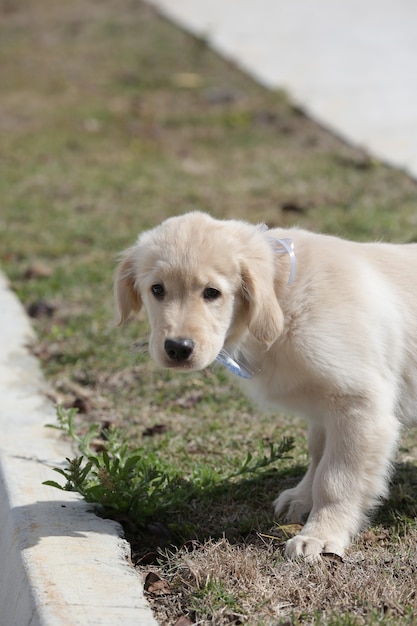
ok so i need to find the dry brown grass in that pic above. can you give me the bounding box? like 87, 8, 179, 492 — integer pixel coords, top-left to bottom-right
144, 530, 417, 625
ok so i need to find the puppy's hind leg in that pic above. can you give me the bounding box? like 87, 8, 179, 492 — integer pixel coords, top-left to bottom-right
274, 422, 325, 522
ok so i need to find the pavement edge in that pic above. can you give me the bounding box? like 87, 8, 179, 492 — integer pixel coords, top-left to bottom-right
0, 270, 158, 626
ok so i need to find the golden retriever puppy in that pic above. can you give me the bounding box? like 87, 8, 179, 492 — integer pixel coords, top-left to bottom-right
115, 211, 417, 560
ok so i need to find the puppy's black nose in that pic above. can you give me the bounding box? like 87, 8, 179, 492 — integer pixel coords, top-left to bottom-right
164, 338, 195, 362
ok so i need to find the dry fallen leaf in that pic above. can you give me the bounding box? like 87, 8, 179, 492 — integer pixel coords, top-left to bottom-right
175, 393, 203, 409
174, 616, 194, 626
27, 300, 55, 319
65, 396, 92, 414
263, 523, 303, 541
89, 438, 107, 452
24, 262, 53, 279
144, 571, 172, 596
134, 551, 160, 566
281, 201, 307, 214
359, 529, 389, 545
172, 72, 202, 88
142, 424, 169, 437
31, 341, 63, 362
322, 552, 344, 563
181, 540, 203, 553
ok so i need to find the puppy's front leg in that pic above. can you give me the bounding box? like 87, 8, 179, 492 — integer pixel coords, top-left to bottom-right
283, 396, 400, 561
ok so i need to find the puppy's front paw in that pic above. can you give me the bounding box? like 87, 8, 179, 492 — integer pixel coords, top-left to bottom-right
273, 487, 311, 523
284, 534, 344, 563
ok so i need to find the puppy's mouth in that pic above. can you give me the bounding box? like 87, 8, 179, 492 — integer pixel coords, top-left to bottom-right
165, 360, 195, 371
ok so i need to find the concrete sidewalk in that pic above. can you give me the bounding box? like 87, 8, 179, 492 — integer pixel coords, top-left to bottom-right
0, 272, 157, 625
148, 0, 417, 179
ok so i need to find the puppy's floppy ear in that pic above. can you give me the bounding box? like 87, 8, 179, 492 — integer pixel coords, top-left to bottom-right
241, 260, 284, 348
114, 250, 142, 325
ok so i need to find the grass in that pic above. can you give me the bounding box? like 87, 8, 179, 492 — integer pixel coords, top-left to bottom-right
1, 0, 417, 624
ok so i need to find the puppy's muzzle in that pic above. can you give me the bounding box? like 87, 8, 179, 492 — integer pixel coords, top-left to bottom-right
164, 338, 195, 362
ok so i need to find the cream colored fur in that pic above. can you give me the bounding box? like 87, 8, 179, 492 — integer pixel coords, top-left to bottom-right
115, 211, 417, 560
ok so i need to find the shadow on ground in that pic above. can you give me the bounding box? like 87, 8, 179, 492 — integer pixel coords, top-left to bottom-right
374, 461, 417, 527
121, 460, 417, 561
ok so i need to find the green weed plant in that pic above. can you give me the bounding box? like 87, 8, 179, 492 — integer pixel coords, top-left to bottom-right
45, 405, 294, 537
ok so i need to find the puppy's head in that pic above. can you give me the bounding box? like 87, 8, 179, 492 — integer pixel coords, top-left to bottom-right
114, 212, 284, 371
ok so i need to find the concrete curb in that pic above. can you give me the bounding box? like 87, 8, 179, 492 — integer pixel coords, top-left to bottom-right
0, 271, 158, 625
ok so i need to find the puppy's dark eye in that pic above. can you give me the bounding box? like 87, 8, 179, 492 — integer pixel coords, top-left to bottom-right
151, 284, 165, 298
203, 287, 221, 301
